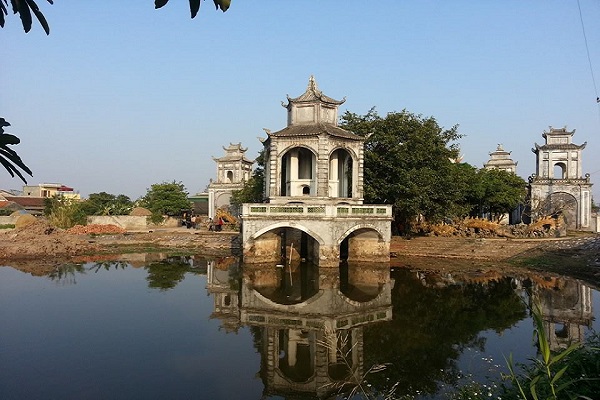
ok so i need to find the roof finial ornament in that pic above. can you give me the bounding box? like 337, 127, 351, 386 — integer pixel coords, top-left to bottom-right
497, 143, 504, 151
307, 75, 322, 95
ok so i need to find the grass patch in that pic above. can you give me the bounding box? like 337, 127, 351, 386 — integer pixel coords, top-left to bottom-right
0, 224, 15, 229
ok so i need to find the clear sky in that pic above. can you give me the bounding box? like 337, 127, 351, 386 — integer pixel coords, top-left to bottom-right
2, 1, 600, 201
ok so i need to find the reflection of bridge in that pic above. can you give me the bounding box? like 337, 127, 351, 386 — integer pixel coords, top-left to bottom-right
206, 258, 393, 398
241, 266, 393, 398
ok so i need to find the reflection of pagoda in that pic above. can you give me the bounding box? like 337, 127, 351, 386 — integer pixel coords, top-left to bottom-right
240, 264, 393, 398
531, 278, 593, 351
206, 257, 242, 333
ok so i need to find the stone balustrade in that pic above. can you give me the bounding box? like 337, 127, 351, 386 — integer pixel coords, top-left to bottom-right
242, 203, 392, 219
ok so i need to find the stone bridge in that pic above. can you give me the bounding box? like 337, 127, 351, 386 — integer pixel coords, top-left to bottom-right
241, 203, 392, 267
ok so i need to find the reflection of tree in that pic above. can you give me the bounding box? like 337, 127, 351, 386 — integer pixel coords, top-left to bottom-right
47, 263, 86, 285
89, 261, 128, 273
144, 257, 191, 291
362, 269, 527, 397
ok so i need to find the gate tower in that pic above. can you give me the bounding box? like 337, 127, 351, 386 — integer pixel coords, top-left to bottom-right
529, 126, 593, 230
241, 77, 392, 267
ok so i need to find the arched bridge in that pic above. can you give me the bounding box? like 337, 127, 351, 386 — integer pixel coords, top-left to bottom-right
241, 203, 392, 267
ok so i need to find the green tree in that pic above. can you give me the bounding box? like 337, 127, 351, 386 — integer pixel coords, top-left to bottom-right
466, 168, 527, 221
340, 108, 463, 233
230, 150, 265, 208
139, 181, 190, 224
1, 0, 231, 35
44, 195, 87, 228
0, 118, 32, 183
80, 192, 133, 216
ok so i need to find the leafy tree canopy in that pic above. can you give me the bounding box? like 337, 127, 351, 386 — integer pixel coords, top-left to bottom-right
467, 168, 527, 221
80, 192, 134, 216
340, 108, 463, 231
140, 181, 190, 223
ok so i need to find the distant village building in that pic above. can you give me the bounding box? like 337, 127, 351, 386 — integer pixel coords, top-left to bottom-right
484, 144, 517, 173
241, 76, 392, 267
22, 183, 80, 200
0, 183, 79, 216
207, 143, 254, 219
529, 127, 593, 230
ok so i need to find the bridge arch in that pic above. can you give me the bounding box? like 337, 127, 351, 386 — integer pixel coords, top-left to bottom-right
337, 225, 387, 264
336, 224, 385, 246
251, 222, 325, 246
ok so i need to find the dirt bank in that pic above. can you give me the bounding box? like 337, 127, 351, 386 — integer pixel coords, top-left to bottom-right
1, 221, 598, 287
390, 234, 600, 288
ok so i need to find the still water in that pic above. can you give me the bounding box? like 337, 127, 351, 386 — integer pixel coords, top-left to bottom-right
0, 255, 598, 400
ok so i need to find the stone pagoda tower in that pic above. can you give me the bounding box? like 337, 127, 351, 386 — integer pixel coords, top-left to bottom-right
208, 143, 254, 219
484, 144, 517, 173
241, 77, 392, 267
529, 126, 593, 230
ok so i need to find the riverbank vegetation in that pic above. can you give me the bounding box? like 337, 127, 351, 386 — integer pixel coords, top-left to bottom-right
42, 181, 190, 228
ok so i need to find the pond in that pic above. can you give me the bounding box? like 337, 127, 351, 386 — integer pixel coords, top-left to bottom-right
0, 255, 598, 399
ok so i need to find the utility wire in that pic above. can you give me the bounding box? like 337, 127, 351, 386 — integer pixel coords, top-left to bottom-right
577, 0, 600, 107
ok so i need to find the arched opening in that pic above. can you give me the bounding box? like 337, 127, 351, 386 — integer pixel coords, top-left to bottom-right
329, 149, 353, 198
302, 186, 310, 195
327, 329, 354, 381
545, 192, 578, 230
249, 227, 321, 304
553, 163, 566, 179
278, 329, 315, 382
339, 262, 386, 302
339, 227, 386, 264
280, 147, 317, 196
226, 170, 234, 183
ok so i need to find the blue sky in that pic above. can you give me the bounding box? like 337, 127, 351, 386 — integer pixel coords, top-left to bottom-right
2, 1, 599, 201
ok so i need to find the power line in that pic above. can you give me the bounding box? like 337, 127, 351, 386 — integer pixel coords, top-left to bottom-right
577, 0, 600, 119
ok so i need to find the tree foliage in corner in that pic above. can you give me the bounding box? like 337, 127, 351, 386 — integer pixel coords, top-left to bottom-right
0, 0, 53, 34
155, 0, 231, 18
0, 118, 32, 183
140, 181, 190, 224
340, 108, 463, 233
1, 0, 231, 35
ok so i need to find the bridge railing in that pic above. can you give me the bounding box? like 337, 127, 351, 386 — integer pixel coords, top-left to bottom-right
242, 203, 392, 219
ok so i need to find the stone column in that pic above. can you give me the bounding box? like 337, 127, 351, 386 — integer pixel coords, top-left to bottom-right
290, 150, 299, 196
329, 153, 339, 197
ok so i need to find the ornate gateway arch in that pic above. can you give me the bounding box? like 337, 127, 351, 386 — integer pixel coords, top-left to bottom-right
529, 127, 593, 230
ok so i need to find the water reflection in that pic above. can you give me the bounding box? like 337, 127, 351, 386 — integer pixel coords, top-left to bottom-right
2, 256, 597, 399
207, 261, 597, 398
530, 277, 593, 351
237, 262, 394, 398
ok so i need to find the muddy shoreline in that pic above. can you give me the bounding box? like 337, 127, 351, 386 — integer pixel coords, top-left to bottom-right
1, 222, 599, 288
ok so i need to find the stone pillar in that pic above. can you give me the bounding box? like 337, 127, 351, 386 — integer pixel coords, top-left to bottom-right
290, 150, 299, 196
329, 153, 339, 197
243, 231, 281, 264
